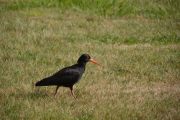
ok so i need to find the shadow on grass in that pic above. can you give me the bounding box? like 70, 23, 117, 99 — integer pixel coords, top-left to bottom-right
28, 91, 50, 99
8, 90, 50, 100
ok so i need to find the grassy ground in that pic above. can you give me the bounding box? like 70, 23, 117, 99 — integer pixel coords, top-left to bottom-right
0, 0, 180, 120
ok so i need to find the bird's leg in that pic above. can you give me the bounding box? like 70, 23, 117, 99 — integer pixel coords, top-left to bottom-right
70, 86, 76, 99
54, 86, 60, 96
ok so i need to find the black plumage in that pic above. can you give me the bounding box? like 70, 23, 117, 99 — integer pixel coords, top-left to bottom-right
35, 54, 99, 98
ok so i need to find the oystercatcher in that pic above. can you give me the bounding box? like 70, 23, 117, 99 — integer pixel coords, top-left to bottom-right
35, 54, 99, 98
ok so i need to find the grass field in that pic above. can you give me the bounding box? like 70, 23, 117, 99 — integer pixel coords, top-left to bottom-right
0, 0, 180, 120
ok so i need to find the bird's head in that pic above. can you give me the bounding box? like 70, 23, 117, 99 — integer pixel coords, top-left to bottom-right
77, 54, 100, 65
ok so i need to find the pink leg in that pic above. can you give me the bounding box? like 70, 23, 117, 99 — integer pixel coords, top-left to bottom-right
70, 86, 76, 98
54, 86, 60, 96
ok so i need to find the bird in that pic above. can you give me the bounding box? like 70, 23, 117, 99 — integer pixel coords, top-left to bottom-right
35, 54, 100, 98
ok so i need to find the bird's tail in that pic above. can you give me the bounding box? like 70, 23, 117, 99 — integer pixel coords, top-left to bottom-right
35, 77, 57, 86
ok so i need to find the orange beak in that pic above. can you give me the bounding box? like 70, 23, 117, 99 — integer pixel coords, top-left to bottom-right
89, 58, 100, 66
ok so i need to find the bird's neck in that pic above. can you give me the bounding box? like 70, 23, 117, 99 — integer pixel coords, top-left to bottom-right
77, 62, 87, 68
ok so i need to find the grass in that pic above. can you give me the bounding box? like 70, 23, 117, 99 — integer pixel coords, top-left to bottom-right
1, 0, 180, 18
0, 0, 180, 120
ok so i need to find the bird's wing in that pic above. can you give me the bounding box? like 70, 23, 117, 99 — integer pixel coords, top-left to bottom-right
52, 66, 81, 85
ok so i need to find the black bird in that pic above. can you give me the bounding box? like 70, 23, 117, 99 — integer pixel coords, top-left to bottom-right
35, 54, 99, 98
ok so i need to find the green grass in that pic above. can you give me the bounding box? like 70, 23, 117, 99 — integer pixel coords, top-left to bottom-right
0, 0, 180, 120
1, 0, 180, 18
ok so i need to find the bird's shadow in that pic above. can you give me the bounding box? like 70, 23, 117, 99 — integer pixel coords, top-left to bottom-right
6, 91, 49, 102
30, 91, 49, 99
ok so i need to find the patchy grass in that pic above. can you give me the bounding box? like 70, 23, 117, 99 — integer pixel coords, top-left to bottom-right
0, 1, 180, 120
